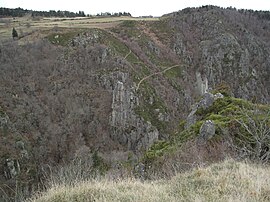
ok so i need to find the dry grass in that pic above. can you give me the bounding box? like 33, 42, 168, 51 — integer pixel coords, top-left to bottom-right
27, 160, 270, 202
0, 16, 159, 41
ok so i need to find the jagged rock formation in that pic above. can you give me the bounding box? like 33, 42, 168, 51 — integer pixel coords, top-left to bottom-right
107, 71, 159, 151
196, 72, 209, 96
166, 7, 270, 103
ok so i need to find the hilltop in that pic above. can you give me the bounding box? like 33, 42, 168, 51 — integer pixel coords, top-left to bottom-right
0, 5, 269, 201
28, 160, 270, 202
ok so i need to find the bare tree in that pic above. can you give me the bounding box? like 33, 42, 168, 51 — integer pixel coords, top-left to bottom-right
233, 108, 270, 163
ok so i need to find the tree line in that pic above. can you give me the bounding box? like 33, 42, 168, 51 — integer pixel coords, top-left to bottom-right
0, 7, 132, 18
32, 10, 87, 18
180, 5, 270, 21
96, 12, 131, 17
0, 7, 87, 17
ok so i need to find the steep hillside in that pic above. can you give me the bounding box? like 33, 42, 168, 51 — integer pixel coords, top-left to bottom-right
0, 6, 270, 201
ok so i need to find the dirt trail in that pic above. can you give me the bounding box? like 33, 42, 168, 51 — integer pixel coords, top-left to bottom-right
109, 23, 182, 91
136, 64, 180, 91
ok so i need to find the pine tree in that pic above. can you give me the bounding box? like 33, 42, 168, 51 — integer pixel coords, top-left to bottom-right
12, 27, 18, 39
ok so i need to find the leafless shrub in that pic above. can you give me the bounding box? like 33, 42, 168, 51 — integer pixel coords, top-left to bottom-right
144, 139, 233, 180
233, 109, 270, 163
43, 157, 94, 188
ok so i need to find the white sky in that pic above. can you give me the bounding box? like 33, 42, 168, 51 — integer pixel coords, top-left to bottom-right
1, 0, 270, 17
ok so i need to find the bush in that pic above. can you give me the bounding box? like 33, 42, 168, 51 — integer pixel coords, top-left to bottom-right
212, 82, 232, 97
12, 27, 18, 39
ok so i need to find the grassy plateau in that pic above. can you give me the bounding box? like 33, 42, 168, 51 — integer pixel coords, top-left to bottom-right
0, 15, 158, 42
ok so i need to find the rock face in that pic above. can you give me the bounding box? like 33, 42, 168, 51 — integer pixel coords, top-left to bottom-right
71, 30, 101, 46
198, 120, 216, 144
196, 72, 209, 96
186, 92, 216, 128
168, 7, 270, 103
109, 72, 159, 151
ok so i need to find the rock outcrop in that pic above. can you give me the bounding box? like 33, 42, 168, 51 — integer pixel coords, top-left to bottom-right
186, 92, 216, 128
108, 72, 159, 151
198, 120, 216, 144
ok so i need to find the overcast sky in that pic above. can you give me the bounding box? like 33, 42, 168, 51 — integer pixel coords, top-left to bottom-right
1, 0, 270, 17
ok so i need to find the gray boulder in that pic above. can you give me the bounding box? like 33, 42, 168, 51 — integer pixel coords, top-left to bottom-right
198, 120, 215, 144
198, 92, 214, 109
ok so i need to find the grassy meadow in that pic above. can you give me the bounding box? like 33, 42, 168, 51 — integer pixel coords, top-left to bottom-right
0, 15, 159, 42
